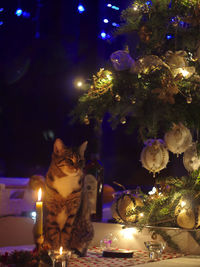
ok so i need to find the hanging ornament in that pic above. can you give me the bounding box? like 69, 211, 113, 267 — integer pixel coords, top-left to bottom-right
186, 94, 192, 104
175, 198, 195, 229
115, 94, 121, 101
120, 117, 126, 125
110, 50, 135, 71
140, 139, 169, 177
164, 123, 192, 156
130, 96, 136, 104
130, 55, 166, 74
88, 68, 113, 98
164, 51, 196, 79
152, 69, 179, 104
138, 25, 152, 43
183, 142, 200, 172
111, 191, 143, 223
83, 115, 90, 125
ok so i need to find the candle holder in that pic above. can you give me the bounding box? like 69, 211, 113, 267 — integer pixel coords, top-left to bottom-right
144, 241, 166, 261
48, 249, 71, 267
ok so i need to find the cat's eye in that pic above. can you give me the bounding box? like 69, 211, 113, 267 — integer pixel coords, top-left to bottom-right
68, 159, 74, 165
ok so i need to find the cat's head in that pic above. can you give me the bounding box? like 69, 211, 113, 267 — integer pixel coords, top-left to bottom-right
52, 138, 87, 176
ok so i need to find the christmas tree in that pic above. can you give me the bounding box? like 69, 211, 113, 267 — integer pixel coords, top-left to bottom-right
72, 0, 200, 250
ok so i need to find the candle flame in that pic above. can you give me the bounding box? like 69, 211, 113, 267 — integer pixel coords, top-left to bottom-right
38, 188, 42, 201
59, 246, 63, 255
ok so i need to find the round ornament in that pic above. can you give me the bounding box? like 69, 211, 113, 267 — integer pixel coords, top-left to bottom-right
175, 199, 195, 229
164, 123, 192, 156
164, 50, 195, 78
140, 139, 169, 177
111, 191, 143, 223
183, 142, 200, 172
110, 50, 134, 71
130, 55, 165, 74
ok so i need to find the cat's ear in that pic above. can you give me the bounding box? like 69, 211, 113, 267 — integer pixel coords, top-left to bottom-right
54, 138, 65, 156
79, 141, 88, 159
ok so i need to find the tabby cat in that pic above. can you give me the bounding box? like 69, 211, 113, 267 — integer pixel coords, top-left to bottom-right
29, 138, 94, 256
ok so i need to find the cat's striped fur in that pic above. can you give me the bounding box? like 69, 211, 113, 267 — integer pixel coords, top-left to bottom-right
30, 139, 94, 256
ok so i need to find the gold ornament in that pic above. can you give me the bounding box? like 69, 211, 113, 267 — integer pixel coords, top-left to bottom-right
175, 198, 195, 229
88, 68, 113, 98
130, 55, 166, 74
83, 115, 90, 125
120, 117, 126, 124
152, 70, 179, 104
111, 192, 143, 223
115, 94, 121, 101
138, 25, 152, 43
186, 94, 192, 104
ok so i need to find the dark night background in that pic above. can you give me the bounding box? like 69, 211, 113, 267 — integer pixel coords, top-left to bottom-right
0, 0, 187, 187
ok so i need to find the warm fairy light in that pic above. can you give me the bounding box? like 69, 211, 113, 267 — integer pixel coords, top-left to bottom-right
59, 246, 63, 255
180, 200, 186, 208
106, 73, 112, 81
121, 227, 137, 239
139, 212, 144, 217
38, 188, 42, 201
77, 81, 83, 87
148, 186, 156, 195
179, 68, 189, 77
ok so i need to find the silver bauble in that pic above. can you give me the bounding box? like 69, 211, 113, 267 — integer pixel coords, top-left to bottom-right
110, 50, 134, 71
140, 139, 169, 177
183, 142, 200, 172
164, 123, 192, 155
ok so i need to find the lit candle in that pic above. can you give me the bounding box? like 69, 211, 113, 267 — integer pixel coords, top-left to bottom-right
36, 188, 43, 236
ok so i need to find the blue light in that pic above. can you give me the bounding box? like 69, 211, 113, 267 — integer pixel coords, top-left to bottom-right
0, 8, 4, 12
111, 5, 119, 10
103, 19, 109, 23
112, 22, 119, 27
22, 11, 30, 18
146, 1, 152, 5
78, 4, 85, 13
0, 21, 3, 26
166, 34, 173, 40
15, 8, 23, 16
107, 4, 112, 7
101, 32, 107, 39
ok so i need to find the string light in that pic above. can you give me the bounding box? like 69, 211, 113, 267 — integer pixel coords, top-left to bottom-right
103, 18, 109, 23
0, 21, 3, 26
77, 4, 85, 13
15, 8, 23, 16
0, 8, 4, 12
101, 31, 107, 39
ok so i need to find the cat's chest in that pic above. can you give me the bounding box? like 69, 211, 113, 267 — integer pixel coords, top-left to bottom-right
53, 176, 81, 198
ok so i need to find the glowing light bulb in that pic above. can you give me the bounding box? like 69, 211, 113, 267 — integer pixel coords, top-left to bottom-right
103, 19, 109, 23
121, 227, 137, 239
59, 246, 63, 255
148, 186, 157, 195
107, 4, 112, 7
139, 213, 144, 217
78, 4, 85, 13
181, 200, 186, 208
180, 68, 189, 77
15, 8, 23, 16
101, 32, 106, 39
0, 21, 3, 26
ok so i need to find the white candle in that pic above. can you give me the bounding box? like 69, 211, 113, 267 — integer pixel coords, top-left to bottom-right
36, 188, 43, 236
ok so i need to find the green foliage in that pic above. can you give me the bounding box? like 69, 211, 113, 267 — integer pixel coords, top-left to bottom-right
71, 0, 200, 142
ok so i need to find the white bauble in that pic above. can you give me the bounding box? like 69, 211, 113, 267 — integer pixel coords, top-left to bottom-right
183, 142, 200, 172
110, 50, 134, 71
140, 139, 169, 177
164, 123, 192, 155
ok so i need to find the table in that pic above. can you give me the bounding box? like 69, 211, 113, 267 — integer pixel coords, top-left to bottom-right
1, 245, 195, 267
